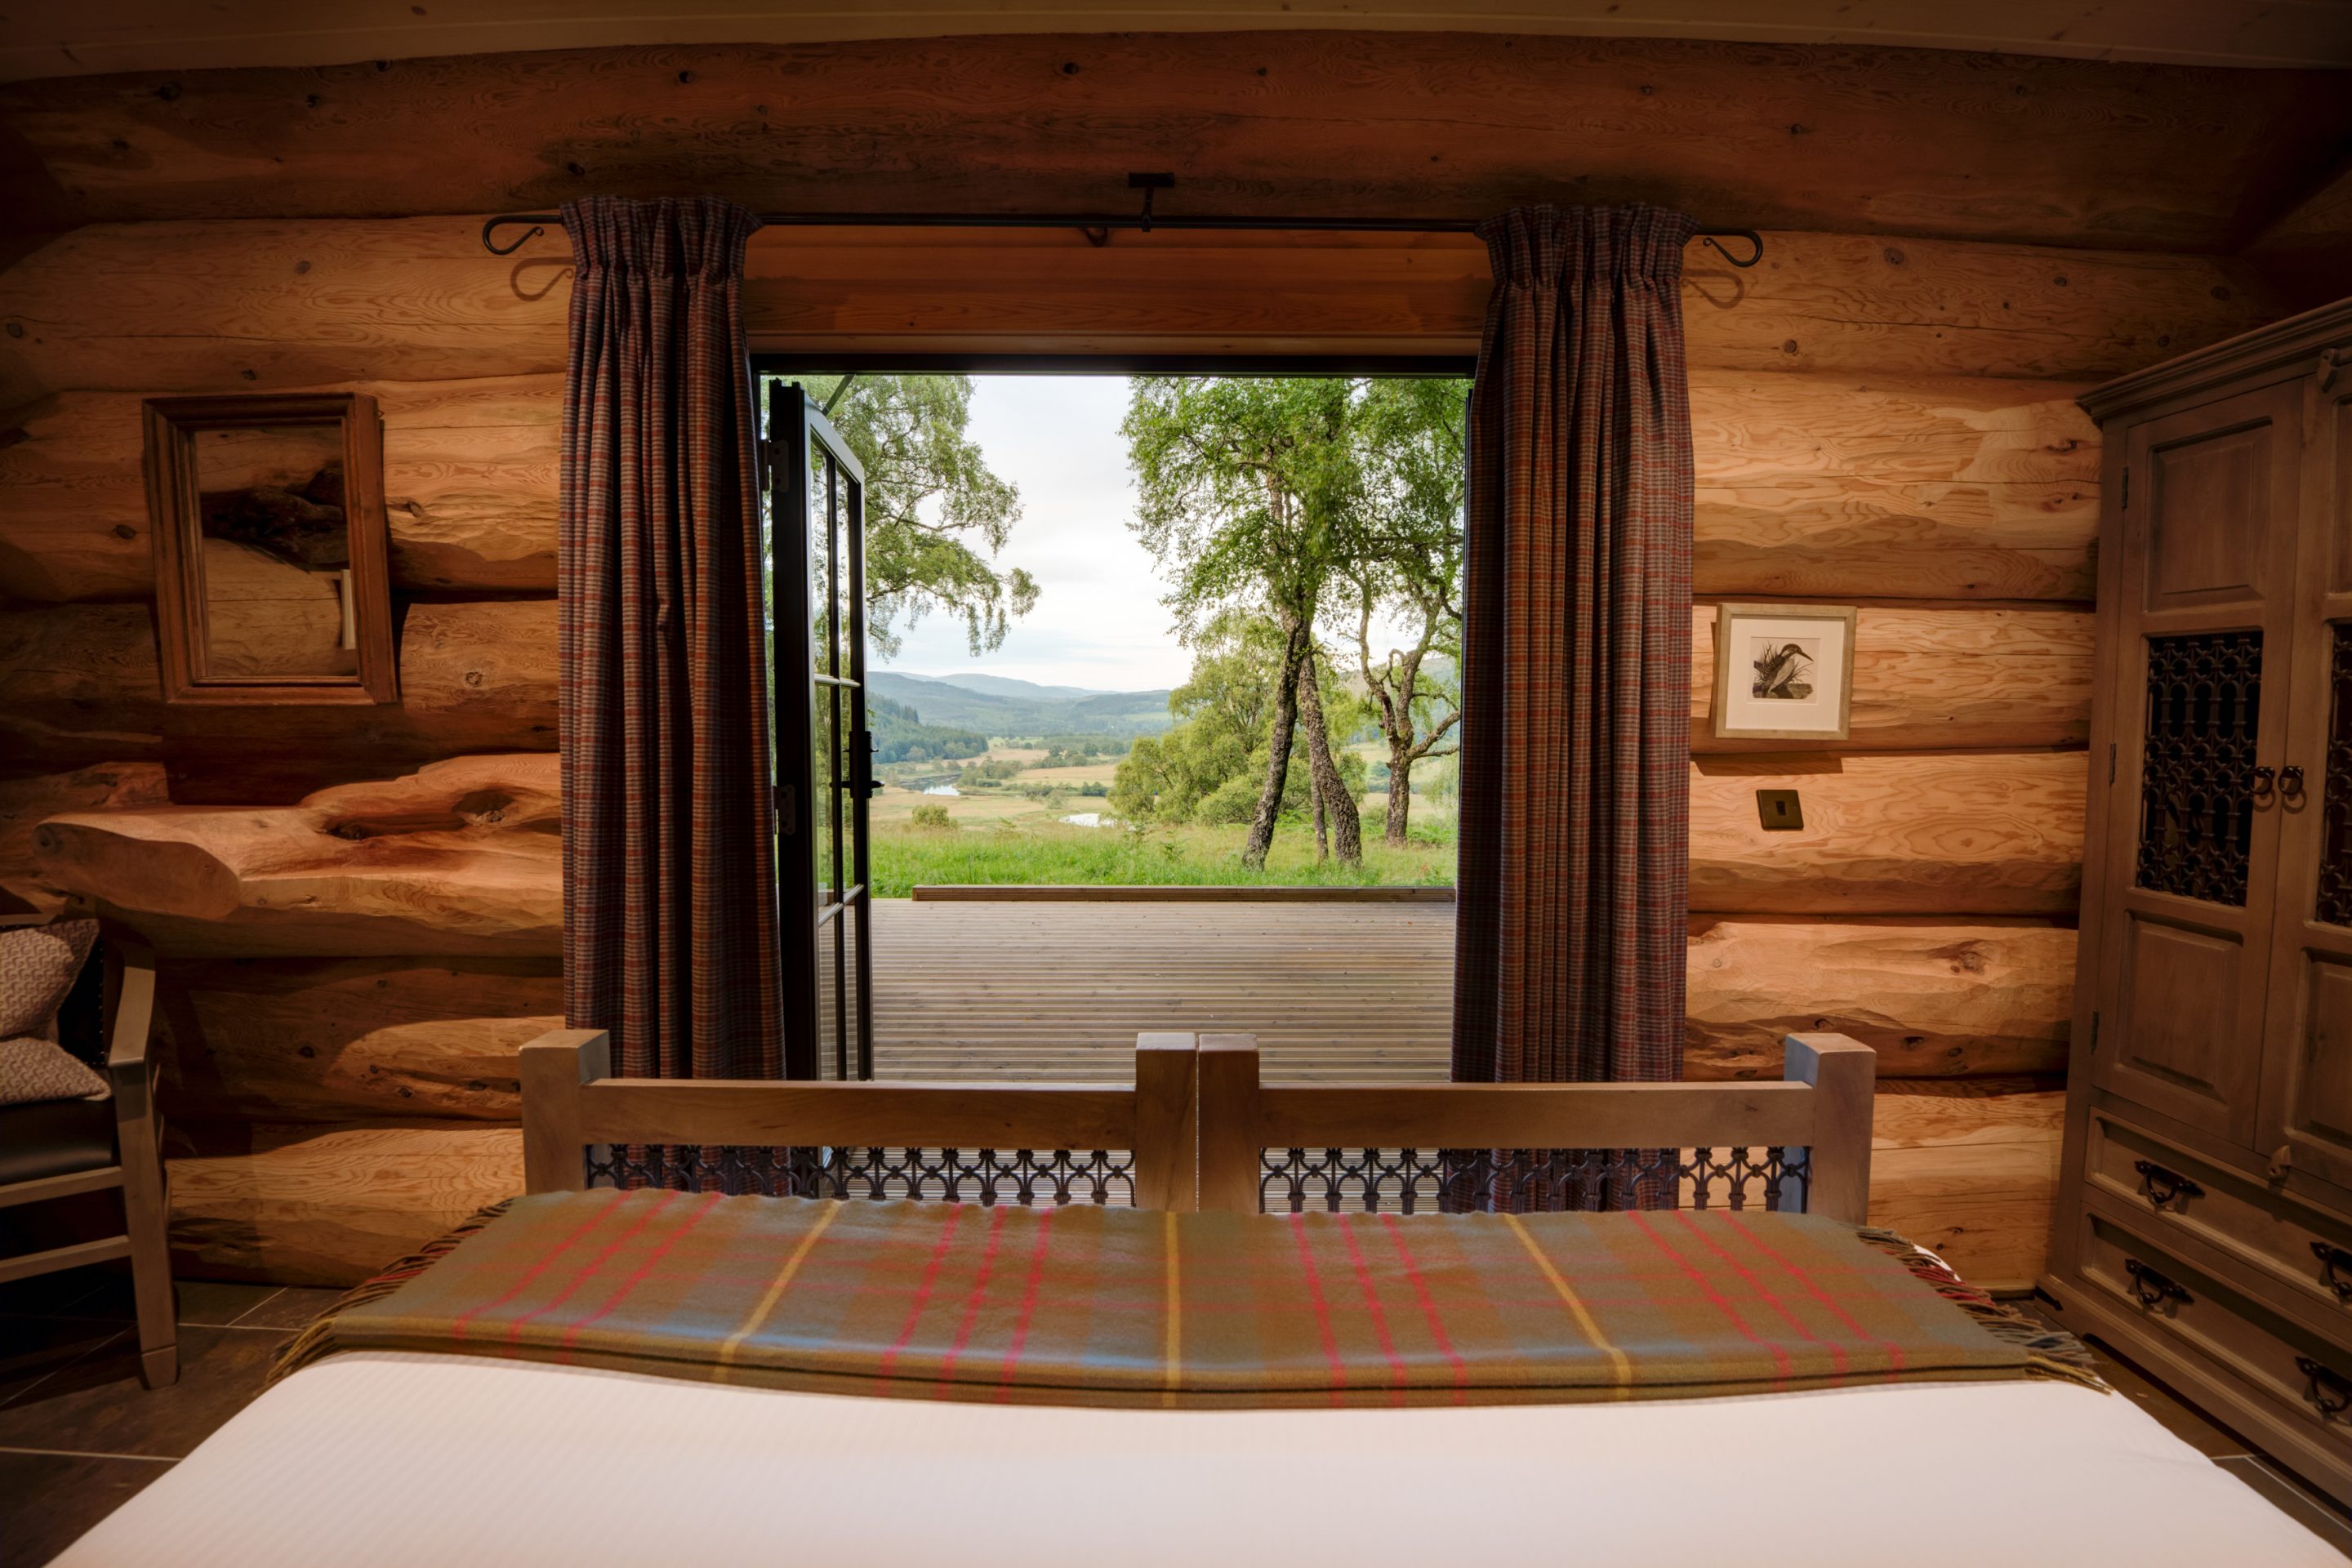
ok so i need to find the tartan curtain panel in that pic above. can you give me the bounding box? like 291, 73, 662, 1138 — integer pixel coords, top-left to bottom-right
1451, 203, 1697, 1102
559, 196, 782, 1080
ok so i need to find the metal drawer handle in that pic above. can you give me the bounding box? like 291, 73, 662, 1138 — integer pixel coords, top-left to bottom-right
2313, 1241, 2352, 1303
2296, 1356, 2352, 1418
2133, 1159, 2205, 1209
2125, 1258, 2191, 1310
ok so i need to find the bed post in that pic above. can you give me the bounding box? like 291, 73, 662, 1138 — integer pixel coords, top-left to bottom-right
519, 1028, 612, 1195
1196, 1034, 1262, 1215
1132, 1033, 1200, 1212
1780, 1032, 1875, 1225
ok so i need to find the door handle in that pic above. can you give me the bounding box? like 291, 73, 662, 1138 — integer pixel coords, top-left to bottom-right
2124, 1258, 2191, 1310
2296, 1356, 2352, 1417
2314, 1241, 2352, 1303
2133, 1160, 2204, 1210
2252, 765, 2277, 804
2279, 764, 2306, 804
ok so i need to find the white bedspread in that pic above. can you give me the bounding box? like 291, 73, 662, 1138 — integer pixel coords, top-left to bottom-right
51, 1351, 2343, 1566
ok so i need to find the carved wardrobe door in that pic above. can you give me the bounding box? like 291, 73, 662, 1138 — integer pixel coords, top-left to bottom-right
2260, 365, 2352, 1191
2091, 381, 2306, 1147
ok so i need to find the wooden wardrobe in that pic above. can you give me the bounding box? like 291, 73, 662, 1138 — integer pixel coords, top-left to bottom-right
2048, 298, 2352, 1501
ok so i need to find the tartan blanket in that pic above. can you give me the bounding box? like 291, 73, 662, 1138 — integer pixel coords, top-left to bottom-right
278, 1190, 2097, 1409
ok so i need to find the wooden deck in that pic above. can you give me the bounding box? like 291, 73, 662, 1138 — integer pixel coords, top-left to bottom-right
867, 898, 1454, 1083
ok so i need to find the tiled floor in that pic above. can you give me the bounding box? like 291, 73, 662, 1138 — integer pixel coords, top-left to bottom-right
2, 1267, 2345, 1562
0, 1263, 341, 1567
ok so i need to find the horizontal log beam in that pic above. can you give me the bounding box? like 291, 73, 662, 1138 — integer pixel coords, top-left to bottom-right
1685, 916, 2073, 1080
3, 33, 2340, 251
156, 956, 558, 1123
0, 598, 555, 791
0, 216, 2281, 413
1869, 1077, 2065, 1290
0, 760, 166, 915
34, 753, 563, 956
1692, 605, 2091, 752
2, 371, 2094, 607
1690, 751, 2085, 916
165, 1119, 521, 1285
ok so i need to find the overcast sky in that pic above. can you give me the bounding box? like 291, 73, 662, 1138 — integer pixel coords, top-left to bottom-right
875, 374, 1192, 692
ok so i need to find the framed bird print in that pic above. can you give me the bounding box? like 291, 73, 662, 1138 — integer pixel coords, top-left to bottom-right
1710, 603, 1856, 741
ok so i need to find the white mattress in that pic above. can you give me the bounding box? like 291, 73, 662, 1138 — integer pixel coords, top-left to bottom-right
53, 1352, 2341, 1566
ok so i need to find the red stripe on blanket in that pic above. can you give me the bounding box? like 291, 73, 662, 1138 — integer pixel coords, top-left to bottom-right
504, 1188, 679, 1344
1671, 1210, 1846, 1386
451, 1187, 630, 1343
1379, 1213, 1467, 1403
1725, 1211, 1907, 1374
994, 1205, 1055, 1401
556, 1191, 725, 1361
1289, 1211, 1348, 1405
1628, 1209, 1793, 1391
1337, 1214, 1407, 1404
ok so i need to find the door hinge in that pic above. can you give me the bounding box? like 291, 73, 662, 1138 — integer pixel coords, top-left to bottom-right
2108, 742, 2117, 786
2119, 467, 2129, 510
774, 782, 796, 835
2089, 1011, 2100, 1055
755, 436, 774, 489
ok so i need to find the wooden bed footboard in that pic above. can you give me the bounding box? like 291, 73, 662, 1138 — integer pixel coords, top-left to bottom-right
519, 1031, 1201, 1209
519, 1029, 1874, 1223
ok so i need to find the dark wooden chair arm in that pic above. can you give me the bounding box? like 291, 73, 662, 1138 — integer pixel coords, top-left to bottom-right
100, 931, 162, 1122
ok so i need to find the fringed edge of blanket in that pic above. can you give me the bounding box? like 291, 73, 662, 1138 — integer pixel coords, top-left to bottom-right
1854, 1226, 2105, 1392
270, 1199, 514, 1387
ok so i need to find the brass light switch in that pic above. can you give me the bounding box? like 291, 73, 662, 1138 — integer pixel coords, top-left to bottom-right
1756, 789, 1803, 831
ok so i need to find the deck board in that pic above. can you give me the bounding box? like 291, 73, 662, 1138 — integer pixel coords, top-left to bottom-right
868, 898, 1454, 1083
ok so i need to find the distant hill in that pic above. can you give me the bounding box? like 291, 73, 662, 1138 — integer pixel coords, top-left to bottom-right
869, 670, 1172, 739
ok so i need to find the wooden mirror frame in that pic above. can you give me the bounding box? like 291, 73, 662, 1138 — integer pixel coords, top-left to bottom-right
142, 392, 397, 706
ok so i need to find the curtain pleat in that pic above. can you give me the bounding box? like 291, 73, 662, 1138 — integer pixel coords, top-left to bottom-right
559, 196, 782, 1081
1451, 203, 1696, 1125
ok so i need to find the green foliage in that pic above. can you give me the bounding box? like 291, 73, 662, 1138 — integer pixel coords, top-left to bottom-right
1111, 613, 1366, 826
866, 695, 988, 765
790, 374, 1037, 656
908, 802, 954, 830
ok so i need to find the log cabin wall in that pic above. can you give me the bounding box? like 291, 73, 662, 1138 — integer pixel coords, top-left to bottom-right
0, 32, 2337, 1288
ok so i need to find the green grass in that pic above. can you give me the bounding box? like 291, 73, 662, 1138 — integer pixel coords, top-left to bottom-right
870, 816, 1456, 897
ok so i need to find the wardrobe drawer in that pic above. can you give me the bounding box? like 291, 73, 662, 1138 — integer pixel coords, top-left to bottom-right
2080, 1204, 2352, 1451
2087, 1111, 2352, 1322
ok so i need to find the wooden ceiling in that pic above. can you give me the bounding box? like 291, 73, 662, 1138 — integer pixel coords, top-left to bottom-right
5, 1, 2350, 81
1, 32, 2348, 254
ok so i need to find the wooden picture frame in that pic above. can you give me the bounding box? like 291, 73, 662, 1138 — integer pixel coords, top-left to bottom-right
1710, 602, 1857, 741
142, 393, 397, 706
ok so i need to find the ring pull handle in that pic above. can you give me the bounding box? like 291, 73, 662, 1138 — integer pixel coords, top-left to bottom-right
2296, 1356, 2352, 1417
2280, 764, 2306, 804
2124, 1258, 2191, 1310
2252, 765, 2277, 804
2133, 1159, 2205, 1210
2313, 1241, 2352, 1303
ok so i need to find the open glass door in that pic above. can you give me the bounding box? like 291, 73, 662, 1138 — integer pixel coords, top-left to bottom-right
767, 381, 875, 1080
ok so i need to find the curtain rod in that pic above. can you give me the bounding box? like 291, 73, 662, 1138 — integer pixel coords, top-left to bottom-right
478, 177, 1764, 266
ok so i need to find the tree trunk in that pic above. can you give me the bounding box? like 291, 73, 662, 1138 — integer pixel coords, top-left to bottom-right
1384, 742, 1414, 844
1307, 751, 1329, 860
1296, 647, 1362, 866
1243, 620, 1310, 870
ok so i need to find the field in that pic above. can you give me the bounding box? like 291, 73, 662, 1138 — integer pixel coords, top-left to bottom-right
866, 743, 1454, 893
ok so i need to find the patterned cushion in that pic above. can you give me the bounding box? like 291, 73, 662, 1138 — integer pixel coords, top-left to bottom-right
0, 919, 98, 1039
0, 1034, 109, 1107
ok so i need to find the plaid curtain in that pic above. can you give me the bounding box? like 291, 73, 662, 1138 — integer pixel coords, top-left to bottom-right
559, 197, 782, 1080
1451, 203, 1695, 1109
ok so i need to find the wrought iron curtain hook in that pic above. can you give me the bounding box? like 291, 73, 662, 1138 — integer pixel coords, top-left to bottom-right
481, 215, 554, 256
1699, 229, 1764, 268
1128, 172, 1175, 234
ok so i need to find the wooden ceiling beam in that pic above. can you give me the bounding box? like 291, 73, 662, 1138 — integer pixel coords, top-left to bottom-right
2, 33, 2347, 252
